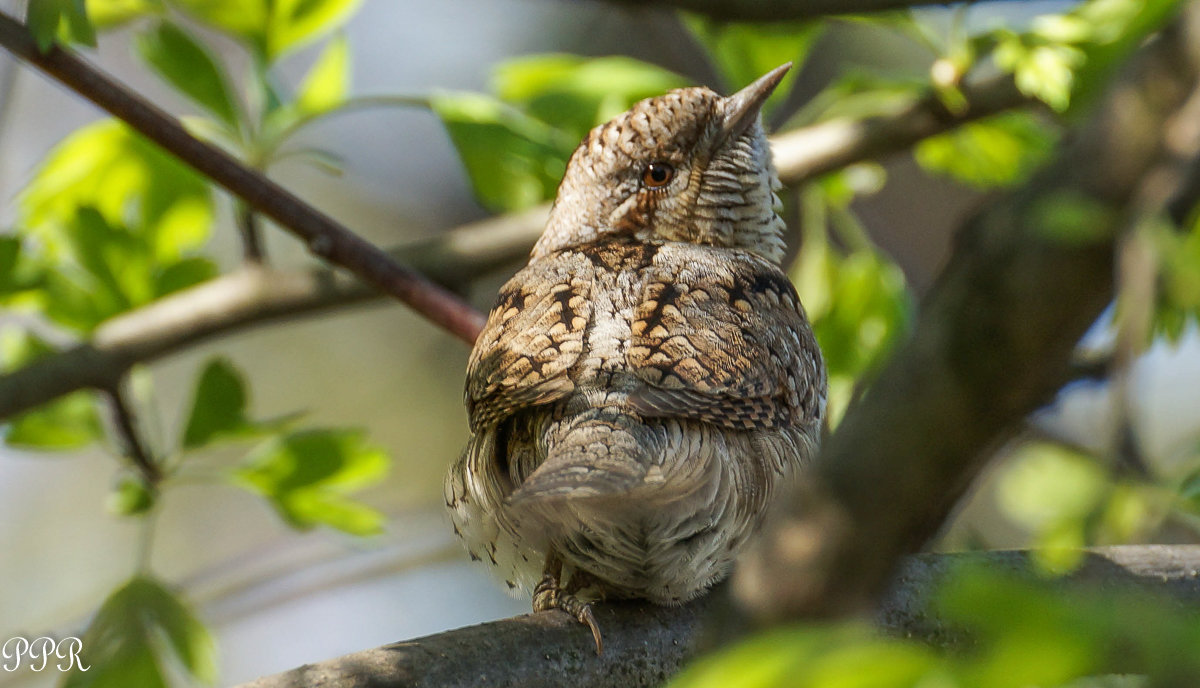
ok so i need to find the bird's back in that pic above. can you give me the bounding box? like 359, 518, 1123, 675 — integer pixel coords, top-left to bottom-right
448, 237, 823, 602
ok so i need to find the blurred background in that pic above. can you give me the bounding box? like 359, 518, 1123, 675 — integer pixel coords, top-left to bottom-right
2, 0, 1199, 685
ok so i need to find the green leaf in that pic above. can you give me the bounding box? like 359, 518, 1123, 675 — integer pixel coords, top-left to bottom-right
85, 0, 164, 29
21, 120, 212, 260
1154, 219, 1200, 341
295, 34, 350, 116
17, 120, 213, 331
936, 565, 1200, 686
106, 475, 157, 515
1066, 0, 1186, 114
135, 21, 240, 127
996, 442, 1111, 573
790, 183, 911, 427
492, 54, 689, 141
787, 71, 925, 126
915, 111, 1057, 189
1179, 464, 1200, 511
669, 623, 940, 688
154, 256, 218, 297
169, 0, 267, 55
430, 91, 575, 212
183, 358, 249, 449
26, 0, 96, 51
173, 0, 360, 61
681, 13, 822, 121
64, 576, 217, 688
989, 0, 1185, 116
181, 357, 288, 449
267, 0, 361, 61
0, 328, 102, 450
994, 35, 1083, 113
1027, 191, 1118, 246
4, 391, 102, 449
798, 246, 911, 384
234, 429, 388, 535
998, 443, 1108, 531
0, 236, 39, 296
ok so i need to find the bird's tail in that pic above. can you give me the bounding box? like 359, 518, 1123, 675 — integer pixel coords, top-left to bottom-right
508, 407, 656, 503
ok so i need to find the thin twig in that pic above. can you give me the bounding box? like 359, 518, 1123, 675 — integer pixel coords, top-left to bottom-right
104, 387, 162, 485
0, 11, 485, 344
235, 201, 266, 263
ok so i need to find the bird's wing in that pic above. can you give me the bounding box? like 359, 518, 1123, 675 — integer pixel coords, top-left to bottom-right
627, 244, 825, 430
466, 252, 593, 430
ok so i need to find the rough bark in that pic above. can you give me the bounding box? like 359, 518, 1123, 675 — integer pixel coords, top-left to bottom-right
237, 546, 1200, 688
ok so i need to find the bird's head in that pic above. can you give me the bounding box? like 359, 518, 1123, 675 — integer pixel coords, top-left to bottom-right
533, 63, 790, 265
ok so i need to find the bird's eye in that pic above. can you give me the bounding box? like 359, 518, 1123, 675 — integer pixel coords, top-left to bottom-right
642, 162, 674, 188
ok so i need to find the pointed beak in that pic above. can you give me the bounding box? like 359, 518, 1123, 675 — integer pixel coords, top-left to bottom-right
720, 62, 791, 143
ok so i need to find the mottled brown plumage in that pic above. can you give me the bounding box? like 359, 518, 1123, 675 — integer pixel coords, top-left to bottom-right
445, 64, 826, 653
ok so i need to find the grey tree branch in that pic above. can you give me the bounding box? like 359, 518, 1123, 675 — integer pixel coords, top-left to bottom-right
734, 4, 1200, 623
600, 0, 1039, 22
236, 546, 1200, 688
0, 211, 543, 421
773, 74, 1026, 185
0, 75, 1026, 423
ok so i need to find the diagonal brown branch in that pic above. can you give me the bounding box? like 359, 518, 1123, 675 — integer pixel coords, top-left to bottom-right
0, 11, 485, 344
0, 73, 1026, 423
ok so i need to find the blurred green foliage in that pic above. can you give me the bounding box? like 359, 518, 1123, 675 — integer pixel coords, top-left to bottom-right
430, 91, 576, 213
671, 565, 1200, 688
136, 21, 239, 127
64, 577, 216, 688
791, 167, 911, 426
915, 111, 1056, 189
680, 13, 822, 122
13, 120, 215, 331
0, 329, 103, 449
431, 56, 688, 212
234, 428, 388, 535
11, 3, 395, 684
27, 0, 95, 51
989, 0, 1184, 114
1154, 219, 1200, 341
181, 357, 297, 449
170, 0, 360, 62
996, 442, 1163, 574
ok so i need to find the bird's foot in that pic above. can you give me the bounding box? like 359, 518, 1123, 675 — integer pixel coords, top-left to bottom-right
533, 571, 604, 655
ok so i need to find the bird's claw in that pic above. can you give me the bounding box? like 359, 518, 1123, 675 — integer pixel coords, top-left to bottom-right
532, 572, 604, 655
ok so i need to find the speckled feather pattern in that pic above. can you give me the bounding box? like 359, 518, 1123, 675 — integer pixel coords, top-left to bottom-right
445, 77, 827, 606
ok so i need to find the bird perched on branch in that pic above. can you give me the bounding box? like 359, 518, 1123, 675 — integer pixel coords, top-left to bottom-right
445, 63, 826, 654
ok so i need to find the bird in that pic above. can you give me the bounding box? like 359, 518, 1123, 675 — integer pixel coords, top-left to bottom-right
444, 63, 827, 654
